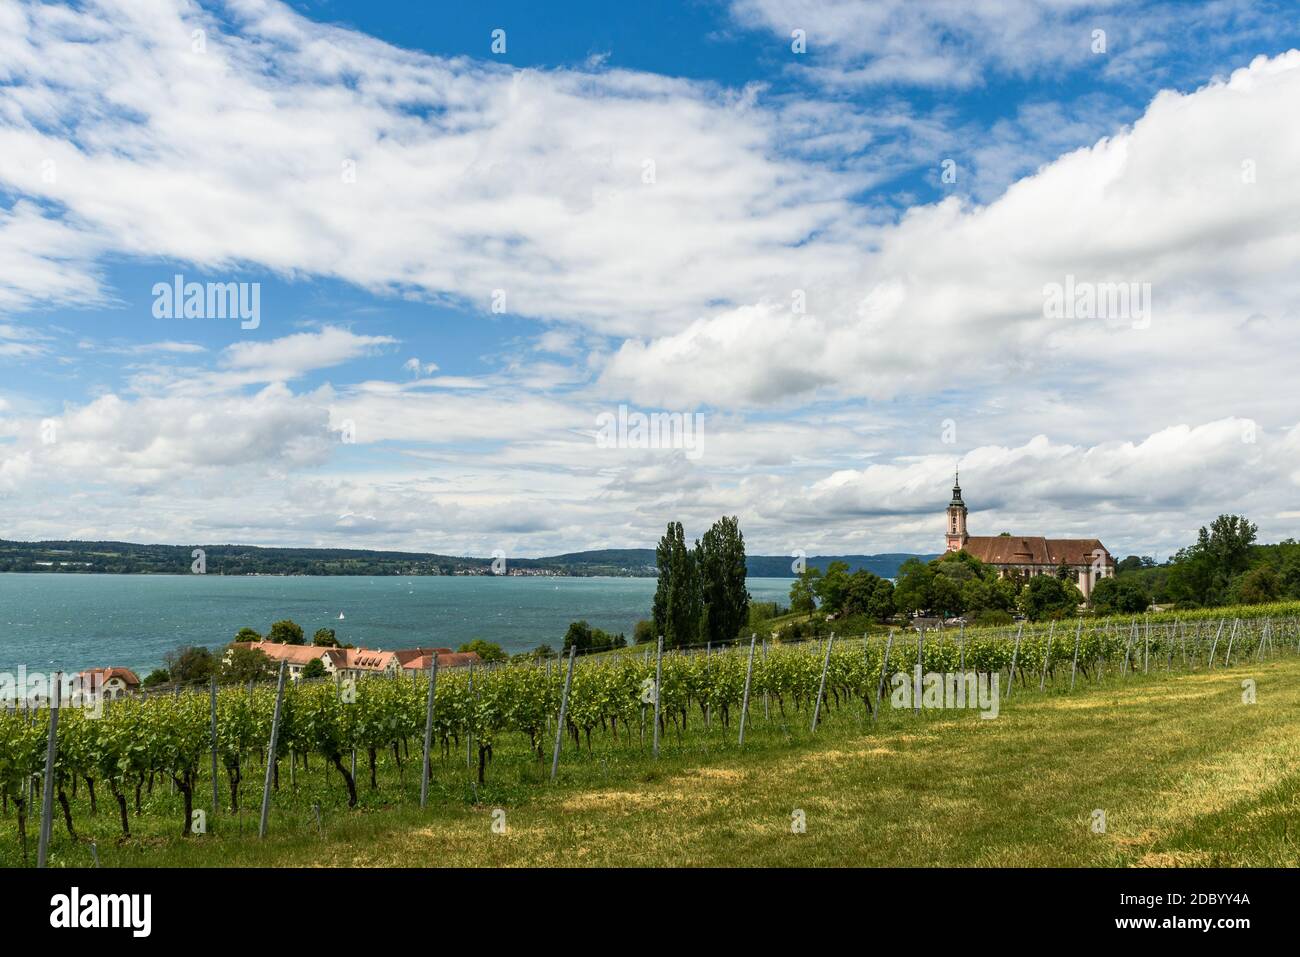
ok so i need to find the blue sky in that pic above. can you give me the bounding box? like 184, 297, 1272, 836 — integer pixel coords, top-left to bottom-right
2, 0, 1300, 559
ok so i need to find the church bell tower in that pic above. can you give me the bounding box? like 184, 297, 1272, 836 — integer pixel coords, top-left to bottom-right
945, 471, 968, 552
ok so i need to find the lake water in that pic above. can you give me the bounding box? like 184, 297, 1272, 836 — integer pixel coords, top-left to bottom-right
0, 574, 794, 674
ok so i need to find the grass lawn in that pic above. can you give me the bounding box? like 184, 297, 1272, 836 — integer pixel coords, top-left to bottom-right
9, 655, 1300, 867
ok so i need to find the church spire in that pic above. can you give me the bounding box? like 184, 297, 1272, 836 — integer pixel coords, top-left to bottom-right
946, 469, 968, 551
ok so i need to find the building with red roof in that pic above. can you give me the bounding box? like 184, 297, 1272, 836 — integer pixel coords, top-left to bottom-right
943, 475, 1115, 601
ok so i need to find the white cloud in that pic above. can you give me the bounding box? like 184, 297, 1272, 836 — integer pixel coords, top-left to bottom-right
0, 0, 1297, 560
105, 326, 398, 398
752, 418, 1300, 558
731, 0, 1119, 87
0, 202, 105, 312
49, 384, 333, 478
402, 357, 438, 376
727, 0, 1277, 89
602, 51, 1300, 428
0, 319, 51, 358
0, 0, 872, 336
221, 327, 396, 382
3, 360, 1293, 557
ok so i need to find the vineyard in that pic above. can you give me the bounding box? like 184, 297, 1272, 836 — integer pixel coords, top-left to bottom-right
3, 605, 1299, 866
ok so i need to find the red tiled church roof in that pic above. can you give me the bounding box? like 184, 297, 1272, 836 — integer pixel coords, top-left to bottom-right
961, 536, 1114, 567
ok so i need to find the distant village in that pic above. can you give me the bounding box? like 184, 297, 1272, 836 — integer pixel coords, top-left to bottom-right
76, 643, 481, 700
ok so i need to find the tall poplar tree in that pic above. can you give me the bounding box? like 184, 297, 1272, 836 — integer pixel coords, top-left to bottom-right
697, 515, 750, 644
653, 522, 702, 648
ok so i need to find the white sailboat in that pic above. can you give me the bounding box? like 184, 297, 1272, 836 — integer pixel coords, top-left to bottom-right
338, 611, 346, 620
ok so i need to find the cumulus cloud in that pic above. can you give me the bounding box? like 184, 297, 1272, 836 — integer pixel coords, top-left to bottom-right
801, 419, 1268, 517
30, 384, 335, 482
603, 51, 1300, 422
3, 372, 1292, 558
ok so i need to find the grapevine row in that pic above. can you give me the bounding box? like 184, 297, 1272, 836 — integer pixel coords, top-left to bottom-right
2, 614, 1295, 855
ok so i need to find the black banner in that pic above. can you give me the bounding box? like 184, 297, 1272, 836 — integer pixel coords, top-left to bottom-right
0, 867, 1283, 944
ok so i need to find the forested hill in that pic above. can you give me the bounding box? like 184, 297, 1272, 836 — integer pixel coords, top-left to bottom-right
0, 540, 932, 579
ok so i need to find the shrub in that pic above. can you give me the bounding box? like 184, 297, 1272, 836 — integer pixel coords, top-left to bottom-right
301, 658, 327, 680
459, 639, 508, 663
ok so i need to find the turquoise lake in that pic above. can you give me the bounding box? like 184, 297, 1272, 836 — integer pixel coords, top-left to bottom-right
0, 574, 795, 674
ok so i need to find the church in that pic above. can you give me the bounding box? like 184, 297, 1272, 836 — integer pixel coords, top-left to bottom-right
943, 474, 1115, 601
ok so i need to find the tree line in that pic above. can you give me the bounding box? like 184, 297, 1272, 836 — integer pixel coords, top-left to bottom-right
786, 551, 1081, 624
1108, 514, 1300, 610
780, 513, 1300, 626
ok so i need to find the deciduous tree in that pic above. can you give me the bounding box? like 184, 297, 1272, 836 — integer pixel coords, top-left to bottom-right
267, 619, 305, 645
697, 516, 750, 643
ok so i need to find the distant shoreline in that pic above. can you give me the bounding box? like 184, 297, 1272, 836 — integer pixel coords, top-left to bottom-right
0, 539, 933, 581
0, 568, 656, 578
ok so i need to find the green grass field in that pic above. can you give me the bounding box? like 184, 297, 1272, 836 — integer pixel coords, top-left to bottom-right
7, 653, 1299, 868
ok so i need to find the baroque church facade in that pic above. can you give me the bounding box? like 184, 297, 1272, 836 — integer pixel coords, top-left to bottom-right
944, 475, 1115, 600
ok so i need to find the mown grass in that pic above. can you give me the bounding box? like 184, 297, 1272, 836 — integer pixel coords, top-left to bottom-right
6, 655, 1299, 867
